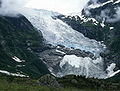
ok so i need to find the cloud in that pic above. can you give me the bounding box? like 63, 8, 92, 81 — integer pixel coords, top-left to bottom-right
106, 7, 120, 23
0, 0, 90, 16
90, 0, 97, 4
27, 0, 89, 15
0, 0, 28, 16
86, 0, 120, 23
98, 7, 120, 23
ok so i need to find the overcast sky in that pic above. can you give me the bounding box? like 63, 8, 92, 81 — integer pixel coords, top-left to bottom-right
26, 0, 89, 14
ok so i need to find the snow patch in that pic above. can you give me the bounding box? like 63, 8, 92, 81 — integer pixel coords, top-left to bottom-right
100, 18, 105, 28
110, 27, 114, 30
12, 56, 25, 63
114, 0, 120, 4
0, 70, 28, 77
101, 23, 105, 28
108, 70, 120, 78
16, 65, 25, 67
78, 15, 99, 24
106, 63, 120, 78
56, 50, 66, 54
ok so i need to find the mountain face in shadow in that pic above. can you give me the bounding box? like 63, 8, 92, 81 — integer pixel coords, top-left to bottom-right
0, 15, 50, 78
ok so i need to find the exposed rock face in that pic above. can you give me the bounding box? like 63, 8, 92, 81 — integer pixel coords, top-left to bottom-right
38, 45, 106, 78
83, 0, 120, 70
39, 45, 95, 68
57, 15, 106, 41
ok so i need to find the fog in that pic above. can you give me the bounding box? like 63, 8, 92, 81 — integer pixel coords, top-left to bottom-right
0, 0, 28, 16
26, 0, 89, 15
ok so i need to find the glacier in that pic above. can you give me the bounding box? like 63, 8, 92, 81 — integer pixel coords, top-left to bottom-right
21, 9, 109, 78
22, 9, 105, 55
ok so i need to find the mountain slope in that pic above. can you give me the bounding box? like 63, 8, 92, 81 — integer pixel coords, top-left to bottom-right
0, 15, 50, 78
0, 1, 120, 79
56, 0, 120, 78
83, 0, 120, 70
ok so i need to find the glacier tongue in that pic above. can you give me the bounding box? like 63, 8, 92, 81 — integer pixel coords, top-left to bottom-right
22, 9, 105, 55
59, 55, 106, 78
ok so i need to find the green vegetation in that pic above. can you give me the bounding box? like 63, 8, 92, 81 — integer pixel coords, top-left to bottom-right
57, 15, 109, 41
0, 74, 96, 91
0, 74, 120, 91
0, 15, 50, 78
57, 75, 120, 91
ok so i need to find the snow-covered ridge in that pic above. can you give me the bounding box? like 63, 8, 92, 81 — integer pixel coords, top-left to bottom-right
87, 0, 120, 9
22, 9, 105, 55
64, 13, 99, 24
62, 14, 107, 27
114, 0, 120, 4
88, 0, 114, 9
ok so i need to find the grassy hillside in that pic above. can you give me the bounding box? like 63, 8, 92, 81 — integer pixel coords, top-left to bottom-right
0, 74, 120, 91
0, 74, 96, 91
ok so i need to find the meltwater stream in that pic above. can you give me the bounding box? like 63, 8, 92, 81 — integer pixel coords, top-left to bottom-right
22, 9, 107, 78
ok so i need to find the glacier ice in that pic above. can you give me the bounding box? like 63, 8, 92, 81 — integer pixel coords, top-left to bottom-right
21, 9, 109, 78
59, 55, 106, 78
22, 9, 105, 55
